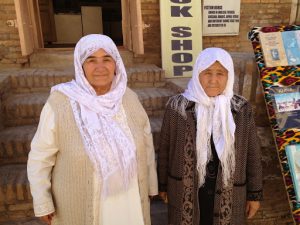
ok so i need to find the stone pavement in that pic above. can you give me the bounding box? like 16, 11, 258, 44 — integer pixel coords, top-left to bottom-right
151, 200, 168, 225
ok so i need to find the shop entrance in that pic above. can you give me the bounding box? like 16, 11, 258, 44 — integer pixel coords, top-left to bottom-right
39, 0, 123, 47
14, 0, 144, 55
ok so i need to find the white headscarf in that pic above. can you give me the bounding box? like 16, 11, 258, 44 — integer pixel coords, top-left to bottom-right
51, 34, 136, 197
183, 47, 236, 187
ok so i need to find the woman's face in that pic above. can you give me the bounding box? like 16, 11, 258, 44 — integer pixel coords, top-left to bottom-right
82, 49, 116, 95
198, 61, 228, 97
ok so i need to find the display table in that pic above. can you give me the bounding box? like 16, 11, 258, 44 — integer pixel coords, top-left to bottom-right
248, 25, 300, 224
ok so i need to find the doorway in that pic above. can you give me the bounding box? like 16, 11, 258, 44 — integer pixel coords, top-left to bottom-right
39, 0, 123, 47
14, 0, 144, 56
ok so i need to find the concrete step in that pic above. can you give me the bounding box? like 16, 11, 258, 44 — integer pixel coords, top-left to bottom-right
0, 125, 37, 165
6, 64, 165, 94
2, 87, 174, 126
2, 93, 48, 127
134, 87, 176, 117
0, 164, 33, 222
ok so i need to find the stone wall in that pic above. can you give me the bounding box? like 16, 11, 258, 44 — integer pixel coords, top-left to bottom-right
0, 0, 28, 68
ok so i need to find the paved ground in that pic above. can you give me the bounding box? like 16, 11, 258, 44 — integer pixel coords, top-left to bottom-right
151, 199, 168, 225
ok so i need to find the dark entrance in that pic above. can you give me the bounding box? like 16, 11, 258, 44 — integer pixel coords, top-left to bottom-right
39, 0, 123, 47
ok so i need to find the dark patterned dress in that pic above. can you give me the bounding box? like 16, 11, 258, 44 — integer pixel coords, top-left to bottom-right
199, 138, 219, 225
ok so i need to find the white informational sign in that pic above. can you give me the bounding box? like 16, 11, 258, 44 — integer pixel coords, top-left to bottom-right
203, 0, 241, 36
160, 0, 202, 78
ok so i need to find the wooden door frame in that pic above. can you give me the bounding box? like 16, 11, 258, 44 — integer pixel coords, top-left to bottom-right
29, 0, 44, 49
121, 0, 144, 54
14, 0, 44, 56
14, 0, 33, 55
20, 0, 144, 54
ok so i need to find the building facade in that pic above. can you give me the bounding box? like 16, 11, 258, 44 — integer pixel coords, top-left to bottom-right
0, 0, 298, 70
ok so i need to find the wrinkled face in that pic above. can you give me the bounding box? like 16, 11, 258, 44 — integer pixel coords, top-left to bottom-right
198, 61, 228, 97
82, 49, 116, 95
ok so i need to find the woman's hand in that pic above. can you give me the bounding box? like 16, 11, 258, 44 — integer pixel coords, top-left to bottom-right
246, 201, 260, 219
159, 191, 168, 203
39, 212, 54, 225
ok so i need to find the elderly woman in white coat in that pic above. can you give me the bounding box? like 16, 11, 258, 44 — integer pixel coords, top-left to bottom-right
27, 34, 158, 225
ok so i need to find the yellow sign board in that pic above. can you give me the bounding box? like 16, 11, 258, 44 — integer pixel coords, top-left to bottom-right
160, 0, 202, 78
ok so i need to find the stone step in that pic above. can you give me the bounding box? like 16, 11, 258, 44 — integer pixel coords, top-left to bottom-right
0, 218, 44, 225
3, 87, 174, 126
29, 49, 74, 69
9, 68, 73, 93
135, 87, 176, 117
29, 48, 135, 68
0, 164, 31, 205
6, 64, 165, 94
0, 118, 162, 164
126, 64, 165, 88
149, 117, 163, 151
0, 125, 37, 165
2, 93, 49, 127
0, 165, 33, 218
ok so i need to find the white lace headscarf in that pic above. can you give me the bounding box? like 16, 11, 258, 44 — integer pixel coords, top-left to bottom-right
183, 47, 236, 187
51, 34, 137, 197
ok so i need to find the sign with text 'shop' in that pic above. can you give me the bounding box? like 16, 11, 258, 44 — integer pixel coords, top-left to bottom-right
160, 0, 202, 78
203, 0, 241, 36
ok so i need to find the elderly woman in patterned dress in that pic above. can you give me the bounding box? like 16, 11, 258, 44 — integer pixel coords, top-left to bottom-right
27, 34, 158, 225
158, 47, 262, 225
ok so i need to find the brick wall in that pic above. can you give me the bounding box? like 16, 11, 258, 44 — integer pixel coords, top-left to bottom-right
0, 0, 28, 68
203, 0, 292, 51
134, 0, 162, 66
0, 0, 293, 68
139, 0, 292, 66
